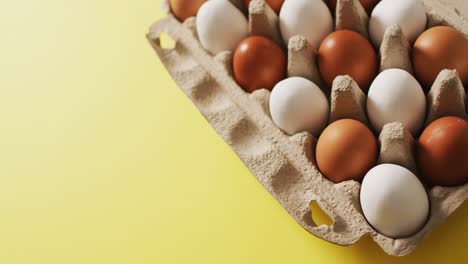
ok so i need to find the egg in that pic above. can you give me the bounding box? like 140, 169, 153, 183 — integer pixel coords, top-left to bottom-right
325, 0, 379, 15
369, 0, 427, 47
367, 69, 426, 135
269, 77, 329, 136
233, 36, 287, 93
196, 0, 249, 54
413, 26, 468, 90
360, 164, 429, 238
318, 30, 378, 92
279, 0, 333, 49
316, 119, 377, 183
244, 0, 284, 14
417, 116, 468, 187
169, 0, 207, 22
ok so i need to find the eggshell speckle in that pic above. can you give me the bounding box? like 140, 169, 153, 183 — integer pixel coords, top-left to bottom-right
318, 30, 378, 92
316, 119, 378, 183
360, 164, 429, 238
367, 69, 426, 135
413, 26, 468, 90
269, 77, 329, 136
417, 116, 468, 187
196, 0, 249, 54
279, 0, 333, 49
233, 36, 287, 93
369, 0, 427, 47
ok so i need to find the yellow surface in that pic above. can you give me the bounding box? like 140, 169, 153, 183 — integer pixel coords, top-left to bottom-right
0, 1, 466, 263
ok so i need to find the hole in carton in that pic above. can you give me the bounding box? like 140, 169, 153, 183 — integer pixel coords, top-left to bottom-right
159, 32, 176, 50
309, 200, 334, 227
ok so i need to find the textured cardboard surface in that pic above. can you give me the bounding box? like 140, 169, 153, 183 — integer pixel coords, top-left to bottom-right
149, 0, 467, 256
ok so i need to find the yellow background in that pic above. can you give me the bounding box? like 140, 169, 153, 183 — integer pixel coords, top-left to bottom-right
0, 0, 466, 263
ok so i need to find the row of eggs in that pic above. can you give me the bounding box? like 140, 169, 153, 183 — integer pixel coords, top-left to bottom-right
172, 0, 468, 91
271, 70, 427, 136
168, 0, 468, 238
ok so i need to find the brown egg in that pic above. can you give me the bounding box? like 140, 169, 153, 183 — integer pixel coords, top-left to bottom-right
316, 119, 378, 183
413, 26, 468, 91
244, 0, 284, 14
325, 0, 378, 15
417, 116, 468, 187
318, 30, 378, 92
233, 36, 286, 93
169, 0, 207, 22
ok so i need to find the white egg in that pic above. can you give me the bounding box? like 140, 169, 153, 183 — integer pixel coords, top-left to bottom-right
369, 0, 427, 47
269, 77, 329, 136
360, 164, 429, 238
196, 0, 249, 54
367, 69, 426, 135
279, 0, 333, 50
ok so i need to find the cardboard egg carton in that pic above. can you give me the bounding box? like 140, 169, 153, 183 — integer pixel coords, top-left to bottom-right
148, 0, 468, 256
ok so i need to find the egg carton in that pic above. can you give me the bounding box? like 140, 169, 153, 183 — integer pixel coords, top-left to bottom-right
148, 0, 468, 256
